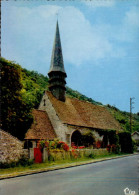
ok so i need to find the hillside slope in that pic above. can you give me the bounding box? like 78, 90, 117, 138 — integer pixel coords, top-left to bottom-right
106, 104, 139, 132
1, 58, 138, 140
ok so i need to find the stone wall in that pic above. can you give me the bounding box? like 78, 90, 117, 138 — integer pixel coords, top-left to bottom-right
39, 93, 68, 142
0, 130, 25, 163
38, 93, 106, 146
38, 93, 104, 146
42, 148, 109, 162
67, 125, 104, 143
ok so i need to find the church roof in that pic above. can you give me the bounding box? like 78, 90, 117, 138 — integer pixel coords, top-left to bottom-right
25, 109, 56, 140
46, 91, 122, 131
48, 21, 66, 75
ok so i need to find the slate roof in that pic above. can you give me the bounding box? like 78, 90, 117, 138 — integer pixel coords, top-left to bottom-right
48, 21, 66, 75
25, 109, 56, 140
46, 91, 122, 131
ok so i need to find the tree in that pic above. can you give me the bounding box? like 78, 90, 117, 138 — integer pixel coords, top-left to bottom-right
0, 58, 33, 140
119, 132, 133, 153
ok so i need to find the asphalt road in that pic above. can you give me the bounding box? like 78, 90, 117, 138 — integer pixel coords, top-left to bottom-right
0, 155, 138, 195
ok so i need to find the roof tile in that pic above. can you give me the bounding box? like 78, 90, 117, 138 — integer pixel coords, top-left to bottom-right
47, 91, 122, 131
25, 109, 56, 140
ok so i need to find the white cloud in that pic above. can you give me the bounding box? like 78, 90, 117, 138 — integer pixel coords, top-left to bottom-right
114, 7, 139, 42
124, 7, 139, 27
2, 5, 62, 72
2, 4, 136, 71
2, 3, 139, 112
83, 0, 115, 8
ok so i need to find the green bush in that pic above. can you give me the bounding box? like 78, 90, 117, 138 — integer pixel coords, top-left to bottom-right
132, 139, 137, 152
88, 153, 95, 159
81, 132, 96, 147
107, 130, 118, 145
48, 154, 55, 162
115, 144, 120, 154
0, 162, 11, 169
0, 156, 34, 169
119, 132, 133, 153
17, 156, 34, 167
10, 162, 17, 168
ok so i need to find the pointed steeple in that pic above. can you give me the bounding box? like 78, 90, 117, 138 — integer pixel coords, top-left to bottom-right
48, 21, 67, 102
48, 21, 66, 74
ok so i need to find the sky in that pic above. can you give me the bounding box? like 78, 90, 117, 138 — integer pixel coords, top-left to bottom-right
1, 0, 139, 113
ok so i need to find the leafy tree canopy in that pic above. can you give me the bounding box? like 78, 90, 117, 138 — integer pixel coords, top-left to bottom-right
1, 58, 33, 139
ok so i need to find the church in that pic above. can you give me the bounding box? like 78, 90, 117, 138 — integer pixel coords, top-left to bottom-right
25, 21, 122, 148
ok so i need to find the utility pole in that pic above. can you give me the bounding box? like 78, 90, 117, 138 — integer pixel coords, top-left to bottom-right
130, 97, 135, 133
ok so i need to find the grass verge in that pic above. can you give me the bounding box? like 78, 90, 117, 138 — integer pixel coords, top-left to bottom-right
0, 153, 132, 177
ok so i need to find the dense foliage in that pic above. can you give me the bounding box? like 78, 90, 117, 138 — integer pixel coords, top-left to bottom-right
119, 132, 134, 153
0, 58, 49, 139
81, 132, 96, 147
1, 57, 138, 140
21, 68, 48, 108
66, 87, 102, 105
37, 139, 70, 151
106, 104, 139, 133
1, 58, 33, 140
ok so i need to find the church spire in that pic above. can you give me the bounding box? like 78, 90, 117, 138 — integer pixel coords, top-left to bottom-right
48, 21, 67, 102
48, 21, 66, 74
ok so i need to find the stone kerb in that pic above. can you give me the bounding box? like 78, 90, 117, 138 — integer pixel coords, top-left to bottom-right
0, 130, 25, 163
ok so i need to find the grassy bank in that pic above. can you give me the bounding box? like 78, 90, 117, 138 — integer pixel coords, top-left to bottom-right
0, 153, 132, 177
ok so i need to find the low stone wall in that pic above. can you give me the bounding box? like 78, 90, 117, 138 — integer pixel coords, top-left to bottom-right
23, 149, 29, 159
83, 148, 109, 156
28, 148, 109, 162
42, 148, 109, 162
0, 130, 25, 163
29, 148, 34, 160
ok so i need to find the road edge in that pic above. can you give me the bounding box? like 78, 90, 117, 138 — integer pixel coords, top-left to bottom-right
0, 153, 138, 180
